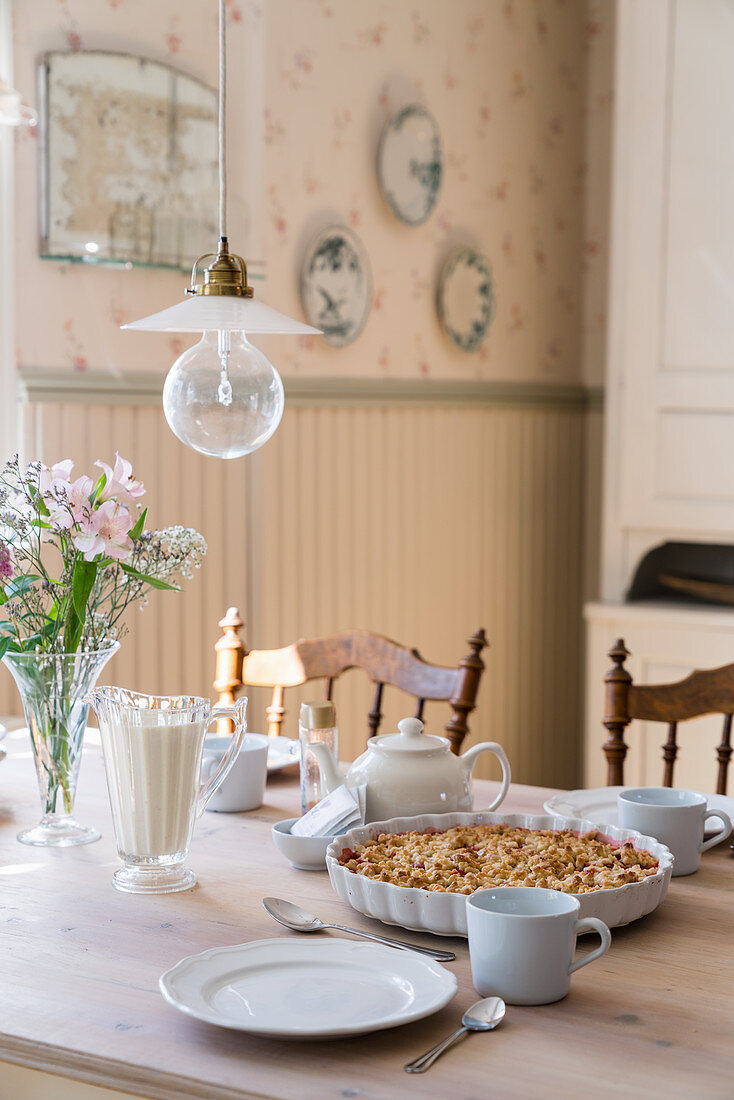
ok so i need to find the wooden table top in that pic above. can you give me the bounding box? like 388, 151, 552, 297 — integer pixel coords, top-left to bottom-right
0, 736, 733, 1100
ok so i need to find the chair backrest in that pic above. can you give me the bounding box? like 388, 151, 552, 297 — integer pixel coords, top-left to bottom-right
213, 607, 487, 753
603, 638, 734, 794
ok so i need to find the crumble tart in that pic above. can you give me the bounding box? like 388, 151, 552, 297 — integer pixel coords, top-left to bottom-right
337, 823, 659, 895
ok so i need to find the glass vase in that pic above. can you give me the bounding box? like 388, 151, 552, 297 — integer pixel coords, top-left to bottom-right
2, 645, 119, 846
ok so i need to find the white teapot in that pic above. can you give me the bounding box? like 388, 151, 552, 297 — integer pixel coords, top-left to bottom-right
309, 717, 511, 823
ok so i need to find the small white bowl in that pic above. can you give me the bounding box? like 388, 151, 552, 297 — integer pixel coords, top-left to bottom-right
271, 818, 339, 871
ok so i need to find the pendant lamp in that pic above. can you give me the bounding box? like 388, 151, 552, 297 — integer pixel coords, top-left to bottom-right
123, 0, 320, 459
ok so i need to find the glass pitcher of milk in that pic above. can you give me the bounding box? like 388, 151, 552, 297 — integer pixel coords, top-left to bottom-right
85, 687, 247, 894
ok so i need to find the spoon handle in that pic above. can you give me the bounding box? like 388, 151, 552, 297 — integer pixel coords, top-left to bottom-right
327, 923, 456, 961
404, 1026, 468, 1073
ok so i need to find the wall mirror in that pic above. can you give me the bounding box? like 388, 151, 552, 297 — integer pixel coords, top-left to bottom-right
40, 50, 218, 271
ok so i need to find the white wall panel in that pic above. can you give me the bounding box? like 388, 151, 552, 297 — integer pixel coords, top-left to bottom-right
249, 402, 585, 788
3, 390, 588, 789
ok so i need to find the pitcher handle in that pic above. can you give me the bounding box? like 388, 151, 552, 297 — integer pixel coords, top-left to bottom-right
197, 698, 247, 816
461, 741, 512, 811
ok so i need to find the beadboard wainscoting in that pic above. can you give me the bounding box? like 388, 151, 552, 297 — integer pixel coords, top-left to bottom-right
5, 371, 597, 788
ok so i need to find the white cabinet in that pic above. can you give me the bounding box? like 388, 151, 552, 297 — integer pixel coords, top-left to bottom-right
585, 1, 734, 795
602, 0, 734, 603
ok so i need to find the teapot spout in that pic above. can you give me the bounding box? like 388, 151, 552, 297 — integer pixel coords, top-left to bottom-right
307, 740, 341, 798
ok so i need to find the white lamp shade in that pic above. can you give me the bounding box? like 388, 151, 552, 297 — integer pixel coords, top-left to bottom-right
122, 293, 321, 335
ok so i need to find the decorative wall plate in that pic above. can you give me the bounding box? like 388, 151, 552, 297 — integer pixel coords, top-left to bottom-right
377, 104, 442, 226
437, 248, 495, 352
300, 226, 372, 347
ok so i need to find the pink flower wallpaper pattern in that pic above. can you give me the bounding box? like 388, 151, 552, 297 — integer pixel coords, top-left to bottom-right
12, 0, 612, 386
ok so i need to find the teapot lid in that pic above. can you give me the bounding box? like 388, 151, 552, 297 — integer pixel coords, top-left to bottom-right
371, 717, 448, 754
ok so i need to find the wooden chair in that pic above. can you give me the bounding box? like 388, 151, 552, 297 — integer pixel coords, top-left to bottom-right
213, 607, 487, 753
603, 638, 734, 794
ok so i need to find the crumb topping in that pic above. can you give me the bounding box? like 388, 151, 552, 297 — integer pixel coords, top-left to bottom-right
337, 824, 660, 895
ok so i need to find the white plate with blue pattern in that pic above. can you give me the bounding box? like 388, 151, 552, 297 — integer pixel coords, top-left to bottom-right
300, 226, 372, 348
378, 103, 442, 226
437, 249, 495, 353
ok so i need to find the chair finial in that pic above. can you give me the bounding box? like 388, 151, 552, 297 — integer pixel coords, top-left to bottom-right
603, 638, 632, 786
214, 607, 246, 729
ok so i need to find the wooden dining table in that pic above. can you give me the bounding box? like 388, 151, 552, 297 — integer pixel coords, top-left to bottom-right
0, 732, 732, 1100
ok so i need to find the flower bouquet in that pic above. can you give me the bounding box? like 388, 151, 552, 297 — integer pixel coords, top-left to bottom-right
0, 453, 206, 845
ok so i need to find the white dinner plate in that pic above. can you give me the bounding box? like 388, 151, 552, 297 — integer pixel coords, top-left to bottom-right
543, 786, 734, 835
0, 723, 6, 741
159, 937, 457, 1038
267, 736, 299, 773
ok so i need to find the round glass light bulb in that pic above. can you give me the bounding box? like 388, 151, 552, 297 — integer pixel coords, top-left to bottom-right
162, 330, 285, 459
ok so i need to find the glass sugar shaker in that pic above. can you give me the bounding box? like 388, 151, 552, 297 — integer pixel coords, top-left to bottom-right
299, 701, 338, 814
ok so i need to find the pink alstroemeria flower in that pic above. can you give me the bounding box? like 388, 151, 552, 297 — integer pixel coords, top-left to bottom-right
37, 459, 74, 497
95, 454, 145, 504
73, 500, 134, 562
48, 475, 94, 530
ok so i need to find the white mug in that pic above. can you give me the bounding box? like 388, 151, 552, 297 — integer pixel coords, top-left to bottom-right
617, 788, 732, 877
466, 887, 612, 1005
202, 733, 269, 813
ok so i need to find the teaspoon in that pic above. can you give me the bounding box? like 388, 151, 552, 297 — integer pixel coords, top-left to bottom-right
261, 897, 456, 961
404, 996, 506, 1073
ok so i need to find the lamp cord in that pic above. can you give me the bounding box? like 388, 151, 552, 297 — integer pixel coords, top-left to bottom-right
218, 0, 227, 241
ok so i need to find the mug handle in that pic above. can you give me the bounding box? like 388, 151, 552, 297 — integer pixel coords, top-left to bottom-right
461, 742, 512, 811
568, 917, 611, 975
197, 698, 247, 816
701, 809, 733, 853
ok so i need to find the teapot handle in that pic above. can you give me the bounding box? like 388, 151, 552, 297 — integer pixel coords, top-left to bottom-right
460, 742, 511, 811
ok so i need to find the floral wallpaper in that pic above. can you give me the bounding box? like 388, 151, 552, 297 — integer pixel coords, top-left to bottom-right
12, 0, 260, 379
11, 0, 613, 385
582, 0, 613, 388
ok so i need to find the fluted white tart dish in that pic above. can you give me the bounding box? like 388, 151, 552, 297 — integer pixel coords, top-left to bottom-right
326, 811, 674, 934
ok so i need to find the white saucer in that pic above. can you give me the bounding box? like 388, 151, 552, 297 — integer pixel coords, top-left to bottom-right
544, 786, 734, 834
159, 937, 457, 1038
267, 736, 299, 773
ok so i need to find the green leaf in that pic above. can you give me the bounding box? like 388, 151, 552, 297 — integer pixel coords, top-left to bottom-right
4, 574, 41, 598
61, 558, 98, 653
64, 608, 82, 653
91, 472, 106, 504
119, 562, 179, 591
0, 636, 13, 660
72, 559, 98, 621
130, 507, 148, 541
40, 616, 58, 639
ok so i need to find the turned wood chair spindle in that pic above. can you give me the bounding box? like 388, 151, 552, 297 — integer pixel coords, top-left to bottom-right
603, 638, 734, 794
213, 608, 488, 752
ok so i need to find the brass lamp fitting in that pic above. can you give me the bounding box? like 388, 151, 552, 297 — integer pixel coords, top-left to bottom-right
186, 237, 254, 298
